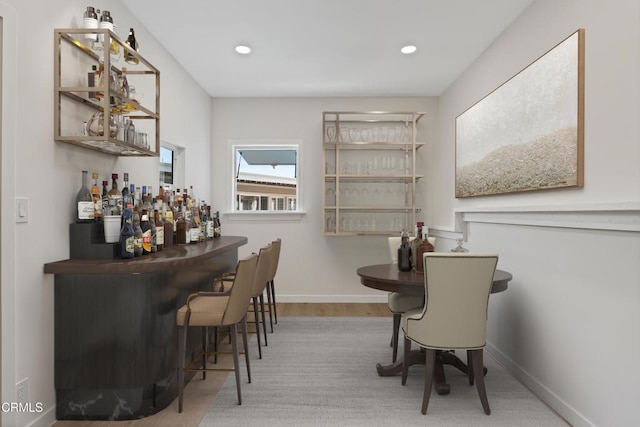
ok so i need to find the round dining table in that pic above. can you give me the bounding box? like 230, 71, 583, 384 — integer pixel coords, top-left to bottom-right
357, 263, 512, 395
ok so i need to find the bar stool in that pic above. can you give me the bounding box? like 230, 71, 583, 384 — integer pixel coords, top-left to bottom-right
265, 238, 281, 331
248, 243, 275, 359
176, 253, 258, 412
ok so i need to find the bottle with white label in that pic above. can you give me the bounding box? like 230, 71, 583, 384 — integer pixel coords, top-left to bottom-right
82, 7, 99, 43
76, 170, 95, 223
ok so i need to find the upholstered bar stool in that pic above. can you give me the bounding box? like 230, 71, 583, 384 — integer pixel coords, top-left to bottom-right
176, 253, 258, 412
248, 243, 275, 359
265, 238, 281, 331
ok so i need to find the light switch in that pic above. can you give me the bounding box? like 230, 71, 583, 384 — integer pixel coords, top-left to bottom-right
16, 197, 29, 223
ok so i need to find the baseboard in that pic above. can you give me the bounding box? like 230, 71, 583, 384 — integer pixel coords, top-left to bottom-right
485, 341, 595, 427
275, 295, 388, 303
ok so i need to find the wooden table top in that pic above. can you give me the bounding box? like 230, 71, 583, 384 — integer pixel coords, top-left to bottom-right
357, 263, 512, 296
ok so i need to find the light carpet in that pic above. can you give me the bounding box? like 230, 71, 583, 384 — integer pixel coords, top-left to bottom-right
200, 317, 567, 427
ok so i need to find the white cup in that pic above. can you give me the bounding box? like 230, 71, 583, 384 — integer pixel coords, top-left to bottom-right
103, 215, 121, 243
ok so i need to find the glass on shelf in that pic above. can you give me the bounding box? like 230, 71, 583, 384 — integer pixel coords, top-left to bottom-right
451, 238, 469, 253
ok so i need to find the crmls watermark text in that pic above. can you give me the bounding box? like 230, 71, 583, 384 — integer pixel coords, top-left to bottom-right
1, 402, 44, 413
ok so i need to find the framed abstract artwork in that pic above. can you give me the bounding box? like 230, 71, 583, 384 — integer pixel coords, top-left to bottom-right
455, 29, 585, 198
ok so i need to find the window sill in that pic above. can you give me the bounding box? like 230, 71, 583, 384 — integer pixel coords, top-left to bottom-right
223, 211, 306, 221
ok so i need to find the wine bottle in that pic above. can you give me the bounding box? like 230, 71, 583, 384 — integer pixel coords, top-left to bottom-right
107, 173, 121, 215
121, 173, 132, 209
76, 170, 94, 223
162, 203, 174, 248
150, 203, 158, 253
119, 207, 135, 259
175, 201, 187, 245
213, 211, 221, 238
397, 230, 412, 272
154, 207, 164, 251
125, 27, 139, 64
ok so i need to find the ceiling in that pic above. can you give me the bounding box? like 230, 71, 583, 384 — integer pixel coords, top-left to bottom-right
123, 0, 534, 98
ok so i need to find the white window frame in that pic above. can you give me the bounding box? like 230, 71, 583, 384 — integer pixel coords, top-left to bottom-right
228, 141, 305, 221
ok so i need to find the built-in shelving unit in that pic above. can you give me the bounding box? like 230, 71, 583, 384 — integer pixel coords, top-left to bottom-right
54, 28, 160, 157
322, 111, 424, 236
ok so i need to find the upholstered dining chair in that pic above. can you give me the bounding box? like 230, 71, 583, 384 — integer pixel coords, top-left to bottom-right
386, 236, 429, 363
265, 238, 281, 332
401, 252, 498, 415
176, 253, 258, 412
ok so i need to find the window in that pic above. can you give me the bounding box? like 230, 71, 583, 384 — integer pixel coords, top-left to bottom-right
160, 146, 174, 185
232, 144, 302, 214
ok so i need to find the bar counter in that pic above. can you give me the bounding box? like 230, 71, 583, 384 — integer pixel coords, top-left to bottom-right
44, 236, 247, 420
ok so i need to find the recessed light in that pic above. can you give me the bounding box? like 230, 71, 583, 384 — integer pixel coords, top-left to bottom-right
401, 45, 417, 54
235, 45, 252, 54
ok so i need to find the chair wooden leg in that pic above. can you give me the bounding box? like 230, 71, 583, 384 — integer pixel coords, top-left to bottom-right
259, 294, 268, 346
392, 313, 400, 362
213, 326, 218, 364
265, 283, 274, 333
177, 325, 187, 413
467, 349, 474, 385
270, 280, 278, 324
471, 349, 491, 415
201, 327, 207, 380
241, 316, 251, 383
421, 349, 437, 414
230, 323, 242, 405
252, 297, 262, 359
402, 336, 411, 385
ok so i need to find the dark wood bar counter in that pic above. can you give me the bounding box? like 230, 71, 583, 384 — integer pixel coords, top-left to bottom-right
44, 236, 247, 420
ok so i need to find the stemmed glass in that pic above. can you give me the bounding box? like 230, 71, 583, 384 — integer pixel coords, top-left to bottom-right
451, 238, 469, 253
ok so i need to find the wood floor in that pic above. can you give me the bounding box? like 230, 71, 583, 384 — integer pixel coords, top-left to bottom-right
52, 303, 391, 427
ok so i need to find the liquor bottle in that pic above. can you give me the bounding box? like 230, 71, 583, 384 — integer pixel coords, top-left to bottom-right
134, 186, 142, 211
189, 206, 200, 243
125, 28, 139, 64
132, 209, 143, 256
162, 203, 173, 248
156, 183, 165, 207
175, 201, 187, 245
107, 173, 122, 215
154, 207, 164, 251
91, 172, 103, 221
101, 179, 109, 215
121, 173, 132, 209
149, 202, 158, 253
76, 170, 94, 223
410, 222, 424, 269
414, 225, 434, 273
119, 207, 135, 259
206, 205, 214, 239
213, 211, 221, 238
397, 230, 412, 272
119, 66, 130, 100
126, 118, 136, 144
140, 209, 152, 255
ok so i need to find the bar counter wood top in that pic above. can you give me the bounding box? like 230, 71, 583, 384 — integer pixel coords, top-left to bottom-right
44, 235, 248, 275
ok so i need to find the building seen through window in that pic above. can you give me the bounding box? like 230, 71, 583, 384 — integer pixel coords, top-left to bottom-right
234, 147, 298, 212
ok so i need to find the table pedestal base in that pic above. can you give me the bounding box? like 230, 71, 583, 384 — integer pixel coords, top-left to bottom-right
376, 350, 488, 395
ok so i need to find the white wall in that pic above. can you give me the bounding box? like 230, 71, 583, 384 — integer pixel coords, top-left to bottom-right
433, 0, 640, 426
211, 97, 438, 300
0, 1, 212, 426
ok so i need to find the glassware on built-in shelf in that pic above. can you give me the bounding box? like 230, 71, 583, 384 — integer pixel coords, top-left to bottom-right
349, 128, 360, 142
451, 238, 470, 252
326, 125, 336, 143
87, 111, 118, 138
339, 127, 350, 143
326, 216, 335, 233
